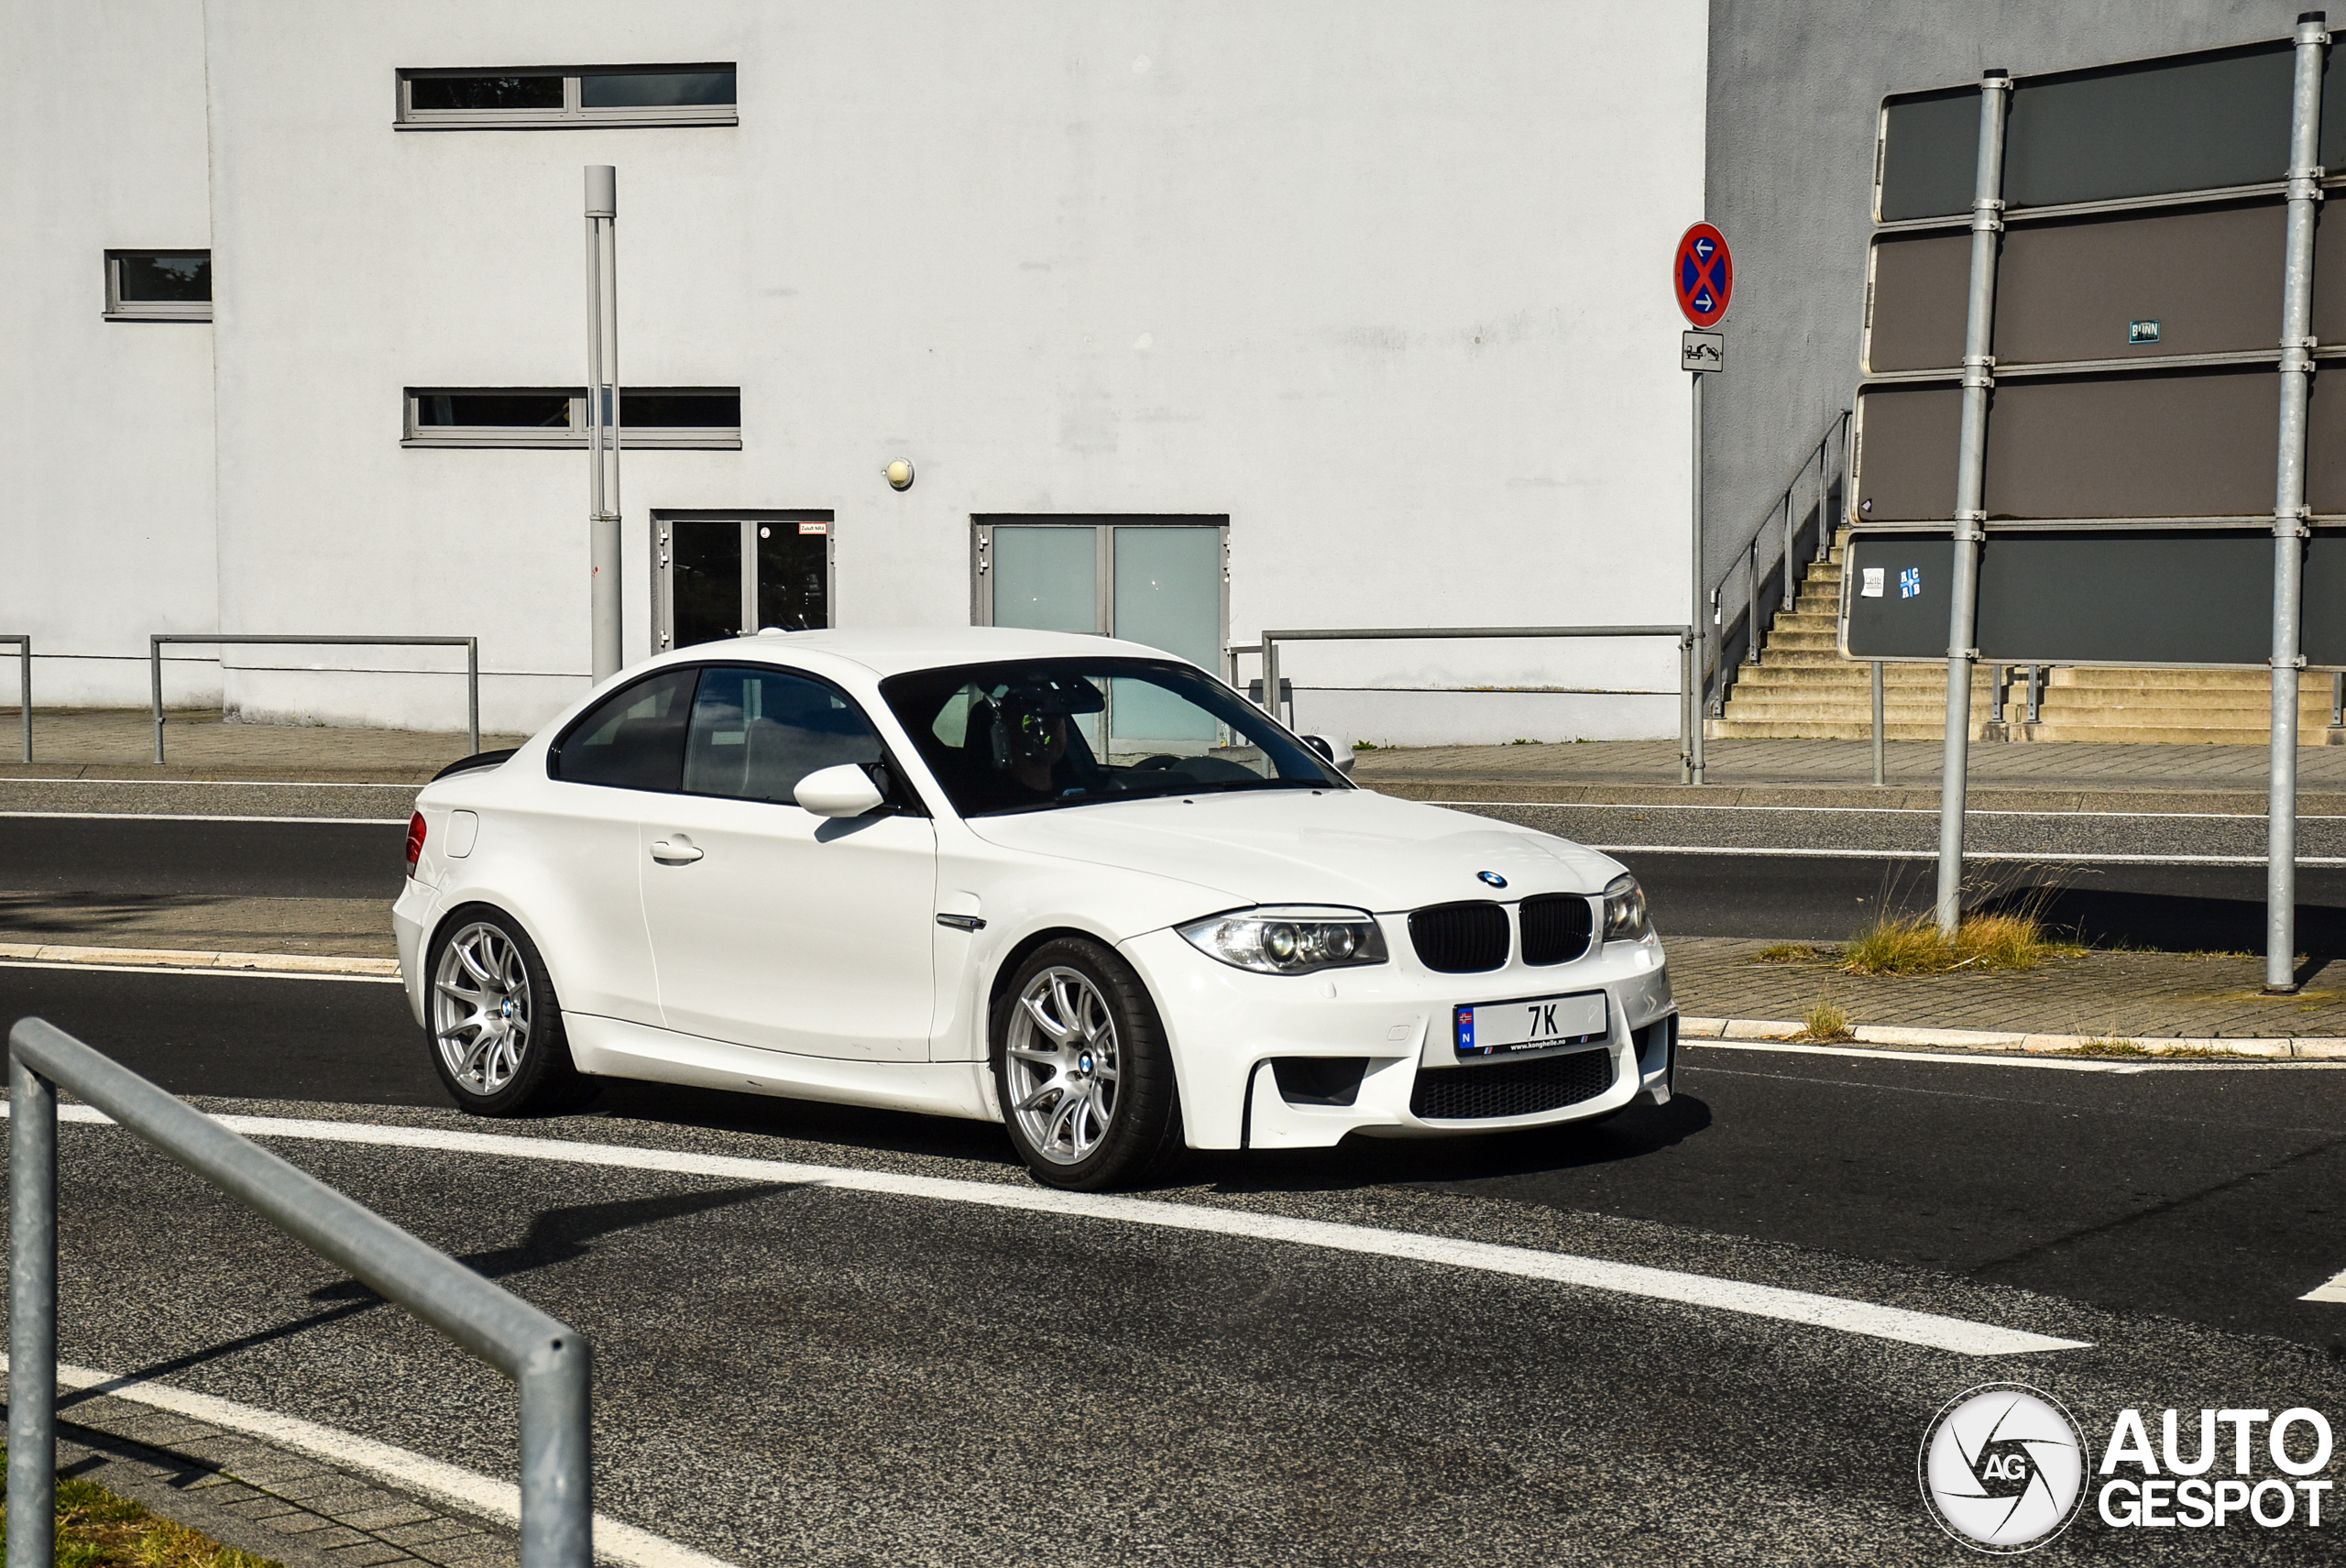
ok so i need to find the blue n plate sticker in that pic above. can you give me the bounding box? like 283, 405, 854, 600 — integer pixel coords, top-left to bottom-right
1455, 1004, 1479, 1056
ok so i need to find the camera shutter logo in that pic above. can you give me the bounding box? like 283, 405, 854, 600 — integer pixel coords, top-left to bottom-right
1919, 1384, 2087, 1553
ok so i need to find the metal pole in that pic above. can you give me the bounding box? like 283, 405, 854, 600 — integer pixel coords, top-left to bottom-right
518, 1349, 594, 1568
466, 638, 481, 756
586, 166, 621, 684
1690, 371, 1705, 784
2269, 13, 2329, 992
1871, 661, 1886, 786
1680, 632, 1694, 784
150, 635, 166, 765
2331, 669, 2343, 733
8, 1054, 57, 1568
1261, 635, 1281, 719
1814, 436, 1828, 567
1781, 490, 1794, 613
1935, 69, 2011, 936
15, 636, 27, 763
2028, 664, 2044, 728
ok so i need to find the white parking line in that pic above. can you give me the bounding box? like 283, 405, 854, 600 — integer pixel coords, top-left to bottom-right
0, 959, 400, 984
1430, 801, 2346, 821
1581, 844, 2346, 866
0, 1354, 734, 1568
2302, 1269, 2346, 1303
16, 1103, 2088, 1356
0, 810, 408, 825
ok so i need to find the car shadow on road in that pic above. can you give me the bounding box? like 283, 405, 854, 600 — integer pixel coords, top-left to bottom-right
1168, 1093, 1714, 1196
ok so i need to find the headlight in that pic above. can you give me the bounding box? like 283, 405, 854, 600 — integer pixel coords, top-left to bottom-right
1178, 906, 1390, 975
1602, 874, 1650, 943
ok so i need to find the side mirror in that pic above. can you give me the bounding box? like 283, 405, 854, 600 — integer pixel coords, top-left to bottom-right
1300, 733, 1355, 778
795, 763, 886, 817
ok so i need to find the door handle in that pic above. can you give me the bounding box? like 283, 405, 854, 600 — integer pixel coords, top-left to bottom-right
650, 838, 704, 865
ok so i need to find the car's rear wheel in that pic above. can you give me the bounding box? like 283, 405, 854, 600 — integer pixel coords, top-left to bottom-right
992, 938, 1183, 1190
427, 907, 588, 1116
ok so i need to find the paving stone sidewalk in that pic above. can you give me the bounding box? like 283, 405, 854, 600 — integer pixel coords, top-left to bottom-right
19, 1393, 517, 1568
1669, 936, 2346, 1040
0, 708, 524, 784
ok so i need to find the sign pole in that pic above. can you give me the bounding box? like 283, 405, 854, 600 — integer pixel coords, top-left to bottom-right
1674, 225, 1730, 787
1934, 71, 2010, 938
2267, 14, 2328, 993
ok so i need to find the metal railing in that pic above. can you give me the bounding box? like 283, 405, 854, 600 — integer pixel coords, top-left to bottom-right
0, 635, 26, 762
6, 1017, 591, 1568
149, 635, 480, 763
1244, 625, 1699, 781
1707, 409, 1851, 717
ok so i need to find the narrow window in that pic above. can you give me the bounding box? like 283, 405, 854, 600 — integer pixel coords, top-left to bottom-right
105, 250, 212, 322
403, 389, 742, 449
397, 66, 736, 128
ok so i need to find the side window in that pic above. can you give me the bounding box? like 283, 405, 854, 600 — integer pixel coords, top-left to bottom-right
552, 668, 698, 791
683, 666, 883, 806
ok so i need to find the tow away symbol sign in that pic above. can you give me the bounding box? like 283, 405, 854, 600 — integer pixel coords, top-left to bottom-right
1675, 223, 1732, 328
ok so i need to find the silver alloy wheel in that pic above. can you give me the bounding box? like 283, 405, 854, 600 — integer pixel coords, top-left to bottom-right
1003, 965, 1121, 1165
433, 921, 532, 1096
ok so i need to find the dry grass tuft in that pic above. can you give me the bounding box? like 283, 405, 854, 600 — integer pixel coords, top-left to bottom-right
2057, 1038, 2152, 1058
1794, 994, 1854, 1041
1838, 912, 2082, 976
1753, 943, 1824, 965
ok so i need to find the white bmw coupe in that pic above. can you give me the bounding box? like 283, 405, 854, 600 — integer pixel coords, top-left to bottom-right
394, 628, 1677, 1190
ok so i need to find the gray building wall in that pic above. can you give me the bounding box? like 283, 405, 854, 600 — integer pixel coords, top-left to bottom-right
1702, 0, 2293, 607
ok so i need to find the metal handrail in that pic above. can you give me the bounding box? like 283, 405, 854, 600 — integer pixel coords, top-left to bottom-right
1706, 409, 1852, 715
149, 634, 480, 763
1251, 624, 1698, 782
6, 1016, 591, 1568
0, 635, 25, 762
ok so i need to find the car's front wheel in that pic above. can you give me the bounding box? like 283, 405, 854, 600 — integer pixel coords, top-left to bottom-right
992, 938, 1183, 1190
426, 907, 589, 1116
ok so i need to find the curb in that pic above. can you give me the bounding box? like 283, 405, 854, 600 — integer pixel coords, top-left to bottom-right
0, 941, 399, 978
1680, 1015, 2346, 1059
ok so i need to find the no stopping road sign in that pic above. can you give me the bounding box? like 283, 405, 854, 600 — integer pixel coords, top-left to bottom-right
1675, 224, 1732, 327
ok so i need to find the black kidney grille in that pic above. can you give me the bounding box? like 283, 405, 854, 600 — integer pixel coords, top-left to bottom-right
1408, 901, 1510, 972
1410, 1047, 1617, 1121
1519, 894, 1594, 966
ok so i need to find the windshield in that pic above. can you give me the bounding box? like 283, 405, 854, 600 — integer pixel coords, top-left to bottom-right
881, 657, 1347, 816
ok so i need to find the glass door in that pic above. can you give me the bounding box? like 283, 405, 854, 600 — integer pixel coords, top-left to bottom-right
978, 518, 1227, 759
657, 515, 832, 650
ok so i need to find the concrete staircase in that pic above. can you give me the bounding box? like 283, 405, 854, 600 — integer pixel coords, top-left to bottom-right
1711, 537, 2346, 743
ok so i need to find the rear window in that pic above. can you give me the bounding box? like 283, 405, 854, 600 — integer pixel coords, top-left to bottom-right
551, 668, 699, 792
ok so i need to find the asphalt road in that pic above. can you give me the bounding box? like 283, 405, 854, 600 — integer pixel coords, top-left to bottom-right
11, 812, 2346, 949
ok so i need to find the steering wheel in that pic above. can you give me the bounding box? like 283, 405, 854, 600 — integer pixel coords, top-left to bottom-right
1133, 754, 1182, 771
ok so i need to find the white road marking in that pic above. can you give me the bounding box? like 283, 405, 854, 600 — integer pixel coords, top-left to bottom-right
0, 810, 407, 825
1580, 845, 2346, 865
0, 1353, 734, 1568
17, 1103, 2088, 1356
1692, 1039, 2346, 1073
2303, 1268, 2346, 1302
0, 777, 418, 790
0, 959, 400, 984
1431, 801, 2346, 822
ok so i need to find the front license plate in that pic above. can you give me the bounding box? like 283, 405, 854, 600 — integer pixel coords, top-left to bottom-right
1454, 991, 1607, 1058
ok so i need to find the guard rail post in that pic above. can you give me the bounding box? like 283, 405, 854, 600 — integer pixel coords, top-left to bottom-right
149, 635, 481, 765
0, 635, 27, 762
1871, 661, 1887, 786
5, 1016, 591, 1568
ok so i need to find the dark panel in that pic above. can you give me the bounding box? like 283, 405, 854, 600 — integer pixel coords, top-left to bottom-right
409, 73, 563, 112
624, 392, 740, 428
1844, 529, 2343, 667
1864, 233, 1970, 373
2306, 204, 2346, 348
1878, 87, 1979, 222
582, 70, 736, 107
2004, 42, 2294, 209
415, 393, 572, 428
1851, 385, 1962, 521
755, 524, 828, 631
1841, 536, 1954, 660
2309, 368, 2346, 514
1983, 368, 2275, 518
671, 521, 742, 647
1995, 202, 2284, 363
116, 253, 211, 302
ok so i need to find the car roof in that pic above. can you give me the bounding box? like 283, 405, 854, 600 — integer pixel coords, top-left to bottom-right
642, 626, 1200, 681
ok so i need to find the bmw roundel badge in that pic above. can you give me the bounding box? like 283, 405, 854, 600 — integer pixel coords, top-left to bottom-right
1476, 871, 1507, 888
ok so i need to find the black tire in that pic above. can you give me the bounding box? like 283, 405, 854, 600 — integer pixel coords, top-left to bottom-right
991, 937, 1184, 1190
424, 905, 591, 1116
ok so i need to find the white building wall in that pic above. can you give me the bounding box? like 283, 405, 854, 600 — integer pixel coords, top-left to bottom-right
0, 0, 219, 707
13, 1, 1706, 742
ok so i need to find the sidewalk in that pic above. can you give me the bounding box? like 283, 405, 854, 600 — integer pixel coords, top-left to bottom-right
0, 708, 525, 784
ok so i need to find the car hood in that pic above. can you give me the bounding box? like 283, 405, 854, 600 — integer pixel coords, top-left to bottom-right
964, 788, 1626, 914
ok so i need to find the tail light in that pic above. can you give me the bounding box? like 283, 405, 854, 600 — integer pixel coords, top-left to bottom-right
405, 812, 426, 878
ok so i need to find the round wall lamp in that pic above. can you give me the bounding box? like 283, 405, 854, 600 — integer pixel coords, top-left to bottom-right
883, 458, 915, 491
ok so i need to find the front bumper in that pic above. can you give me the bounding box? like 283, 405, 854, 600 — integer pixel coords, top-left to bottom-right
1119, 922, 1677, 1151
